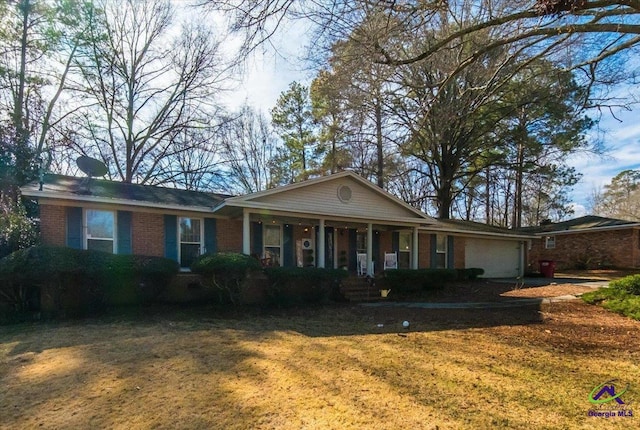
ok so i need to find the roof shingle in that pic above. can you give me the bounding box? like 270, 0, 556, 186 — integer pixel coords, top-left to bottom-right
23, 174, 232, 208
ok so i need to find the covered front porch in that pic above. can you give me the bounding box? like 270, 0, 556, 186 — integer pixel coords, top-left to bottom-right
239, 209, 421, 275
211, 171, 435, 274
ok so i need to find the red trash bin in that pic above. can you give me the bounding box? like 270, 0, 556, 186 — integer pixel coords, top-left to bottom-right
539, 260, 555, 278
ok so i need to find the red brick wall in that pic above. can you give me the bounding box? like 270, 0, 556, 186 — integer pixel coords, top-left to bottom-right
132, 212, 164, 257
39, 205, 246, 259
528, 229, 640, 269
217, 219, 243, 252
39, 205, 66, 246
38, 203, 471, 272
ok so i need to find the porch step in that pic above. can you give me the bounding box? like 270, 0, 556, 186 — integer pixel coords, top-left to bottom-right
340, 277, 390, 302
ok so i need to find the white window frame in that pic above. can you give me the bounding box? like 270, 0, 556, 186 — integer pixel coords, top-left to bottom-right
545, 236, 556, 249
85, 209, 116, 253
263, 224, 282, 266
398, 231, 412, 269
179, 217, 204, 269
436, 234, 447, 268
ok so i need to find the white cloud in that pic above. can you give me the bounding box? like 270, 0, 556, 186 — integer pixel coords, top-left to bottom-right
222, 19, 313, 112
569, 202, 587, 218
612, 122, 640, 143
233, 52, 310, 111
569, 106, 640, 209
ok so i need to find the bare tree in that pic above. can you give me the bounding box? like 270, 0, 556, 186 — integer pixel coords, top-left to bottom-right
72, 0, 230, 185
152, 126, 226, 191
591, 169, 640, 220
218, 104, 277, 193
206, 1, 640, 108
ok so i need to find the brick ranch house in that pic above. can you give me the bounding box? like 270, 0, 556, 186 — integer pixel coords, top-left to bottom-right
21, 171, 534, 279
524, 215, 640, 270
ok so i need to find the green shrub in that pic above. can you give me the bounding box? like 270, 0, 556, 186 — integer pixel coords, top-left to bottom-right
190, 252, 262, 304
582, 275, 640, 320
455, 268, 485, 281
0, 246, 104, 317
609, 274, 640, 296
264, 267, 348, 307
601, 296, 640, 320
384, 269, 458, 293
581, 289, 611, 304
101, 254, 180, 305
0, 245, 83, 282
0, 246, 179, 319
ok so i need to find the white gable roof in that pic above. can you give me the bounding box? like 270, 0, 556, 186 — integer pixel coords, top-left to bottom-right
220, 171, 435, 225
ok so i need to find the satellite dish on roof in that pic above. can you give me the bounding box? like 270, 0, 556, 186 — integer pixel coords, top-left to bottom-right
76, 156, 108, 177
76, 156, 107, 195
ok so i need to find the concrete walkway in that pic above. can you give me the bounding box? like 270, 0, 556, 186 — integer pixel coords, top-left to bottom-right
361, 277, 610, 310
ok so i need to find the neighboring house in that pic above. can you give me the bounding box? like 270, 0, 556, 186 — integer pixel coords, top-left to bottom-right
20, 171, 534, 278
524, 215, 640, 270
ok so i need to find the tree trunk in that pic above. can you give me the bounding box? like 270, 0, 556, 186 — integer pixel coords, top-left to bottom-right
10, 0, 32, 186
375, 100, 384, 188
14, 0, 29, 136
437, 180, 453, 219
485, 166, 491, 224
512, 139, 524, 228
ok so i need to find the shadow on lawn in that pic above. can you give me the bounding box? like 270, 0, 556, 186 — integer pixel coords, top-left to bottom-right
1, 299, 546, 349
0, 312, 277, 429
3, 299, 636, 430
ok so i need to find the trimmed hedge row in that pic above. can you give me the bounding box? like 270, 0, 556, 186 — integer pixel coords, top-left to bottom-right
264, 267, 349, 307
384, 268, 484, 293
1, 246, 487, 319
190, 253, 349, 307
0, 246, 179, 319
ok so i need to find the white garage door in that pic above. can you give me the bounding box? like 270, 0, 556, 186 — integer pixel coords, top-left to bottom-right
465, 238, 521, 278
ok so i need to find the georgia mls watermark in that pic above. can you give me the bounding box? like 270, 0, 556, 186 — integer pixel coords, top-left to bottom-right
587, 380, 634, 418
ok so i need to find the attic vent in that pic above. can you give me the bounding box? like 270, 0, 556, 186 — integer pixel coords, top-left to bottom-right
337, 185, 352, 203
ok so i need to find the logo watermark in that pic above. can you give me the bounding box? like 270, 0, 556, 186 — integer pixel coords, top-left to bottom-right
587, 380, 634, 418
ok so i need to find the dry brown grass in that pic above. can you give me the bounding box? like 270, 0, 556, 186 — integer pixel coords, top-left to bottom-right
555, 269, 640, 281
1, 300, 639, 430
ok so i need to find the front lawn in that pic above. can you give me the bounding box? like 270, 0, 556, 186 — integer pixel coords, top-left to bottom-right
1, 301, 639, 429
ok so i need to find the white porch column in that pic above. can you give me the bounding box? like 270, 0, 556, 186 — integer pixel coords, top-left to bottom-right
318, 219, 326, 268
242, 209, 251, 255
412, 227, 419, 269
367, 223, 373, 275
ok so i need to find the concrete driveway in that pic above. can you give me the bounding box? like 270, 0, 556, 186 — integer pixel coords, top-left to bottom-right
361, 276, 609, 310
